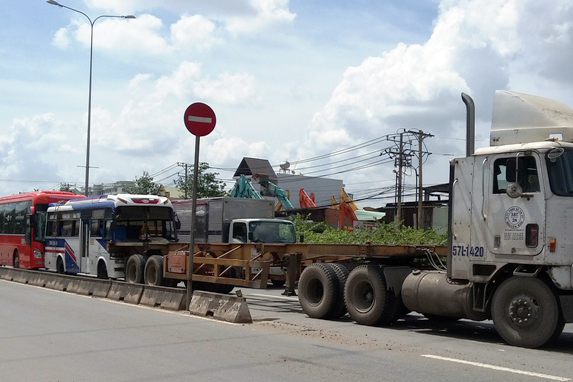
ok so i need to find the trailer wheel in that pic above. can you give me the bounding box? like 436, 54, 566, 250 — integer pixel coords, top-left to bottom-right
344, 265, 393, 326
298, 263, 339, 319
144, 255, 163, 286
125, 254, 145, 284
327, 263, 350, 318
492, 276, 564, 348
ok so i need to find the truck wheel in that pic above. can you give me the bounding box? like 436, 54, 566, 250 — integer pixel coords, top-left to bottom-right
327, 263, 350, 318
492, 276, 564, 348
125, 254, 145, 284
144, 255, 163, 286
344, 265, 393, 326
298, 263, 339, 319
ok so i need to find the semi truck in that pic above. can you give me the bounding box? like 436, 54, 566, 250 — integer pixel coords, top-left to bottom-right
293, 90, 573, 349
161, 90, 573, 349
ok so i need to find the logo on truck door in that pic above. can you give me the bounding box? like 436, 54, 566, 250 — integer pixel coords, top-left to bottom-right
505, 206, 525, 229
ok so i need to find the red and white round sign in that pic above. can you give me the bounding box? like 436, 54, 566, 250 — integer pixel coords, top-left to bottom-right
184, 102, 216, 137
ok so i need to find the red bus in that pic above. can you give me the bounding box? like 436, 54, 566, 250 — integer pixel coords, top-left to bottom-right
0, 191, 85, 269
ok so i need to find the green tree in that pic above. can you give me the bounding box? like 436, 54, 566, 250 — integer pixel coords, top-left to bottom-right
59, 183, 72, 192
124, 171, 162, 195
175, 162, 227, 198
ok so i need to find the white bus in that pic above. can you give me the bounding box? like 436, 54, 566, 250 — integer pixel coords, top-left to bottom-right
44, 194, 178, 279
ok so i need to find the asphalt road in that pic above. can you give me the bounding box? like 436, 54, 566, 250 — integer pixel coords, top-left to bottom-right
1, 280, 572, 382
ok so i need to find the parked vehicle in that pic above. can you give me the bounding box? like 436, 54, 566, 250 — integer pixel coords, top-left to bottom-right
44, 194, 178, 280
0, 191, 84, 269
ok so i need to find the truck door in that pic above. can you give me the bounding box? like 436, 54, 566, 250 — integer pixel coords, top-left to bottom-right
485, 154, 545, 256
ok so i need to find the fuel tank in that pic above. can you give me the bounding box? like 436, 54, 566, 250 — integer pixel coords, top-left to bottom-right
401, 270, 487, 321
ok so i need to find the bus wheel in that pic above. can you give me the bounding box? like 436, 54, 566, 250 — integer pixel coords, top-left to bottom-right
13, 251, 19, 269
125, 254, 145, 284
97, 261, 108, 279
144, 255, 163, 286
492, 276, 564, 348
56, 257, 65, 274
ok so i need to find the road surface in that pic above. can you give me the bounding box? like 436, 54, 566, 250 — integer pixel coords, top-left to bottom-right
0, 280, 572, 382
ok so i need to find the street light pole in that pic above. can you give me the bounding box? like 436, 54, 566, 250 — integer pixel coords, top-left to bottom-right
47, 1, 135, 196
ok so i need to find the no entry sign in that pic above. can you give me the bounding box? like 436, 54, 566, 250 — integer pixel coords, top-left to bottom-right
184, 102, 216, 136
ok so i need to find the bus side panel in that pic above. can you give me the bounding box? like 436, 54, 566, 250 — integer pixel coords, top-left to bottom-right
44, 238, 80, 273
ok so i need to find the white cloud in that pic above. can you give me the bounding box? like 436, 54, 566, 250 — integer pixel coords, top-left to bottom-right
224, 0, 296, 34
52, 27, 70, 49
194, 72, 260, 105
299, 0, 573, 189
170, 14, 219, 51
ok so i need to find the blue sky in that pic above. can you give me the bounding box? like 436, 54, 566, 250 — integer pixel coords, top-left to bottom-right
2, 0, 573, 207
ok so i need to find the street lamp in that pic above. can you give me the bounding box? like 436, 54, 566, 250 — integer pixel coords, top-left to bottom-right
47, 0, 135, 196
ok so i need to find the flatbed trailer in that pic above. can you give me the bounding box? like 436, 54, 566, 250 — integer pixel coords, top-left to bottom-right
158, 242, 446, 294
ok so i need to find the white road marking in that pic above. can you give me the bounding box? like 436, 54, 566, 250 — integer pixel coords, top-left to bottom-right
188, 115, 212, 123
422, 354, 570, 381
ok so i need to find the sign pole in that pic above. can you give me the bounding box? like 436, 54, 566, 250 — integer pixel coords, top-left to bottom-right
182, 101, 216, 310
186, 135, 201, 309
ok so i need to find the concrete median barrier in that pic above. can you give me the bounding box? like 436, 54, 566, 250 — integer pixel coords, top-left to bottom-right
140, 285, 186, 311
76, 278, 112, 297
0, 267, 15, 281
189, 291, 252, 323
107, 281, 144, 304
27, 272, 48, 287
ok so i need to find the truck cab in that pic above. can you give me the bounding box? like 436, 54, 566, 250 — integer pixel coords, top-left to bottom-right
230, 218, 296, 244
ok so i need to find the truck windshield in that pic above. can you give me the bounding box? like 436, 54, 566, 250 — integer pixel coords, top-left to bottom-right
249, 221, 296, 243
546, 148, 573, 196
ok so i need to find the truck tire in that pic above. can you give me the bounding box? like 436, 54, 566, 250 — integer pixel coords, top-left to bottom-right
344, 265, 393, 326
144, 255, 164, 286
125, 254, 145, 284
327, 263, 350, 318
298, 263, 339, 319
492, 276, 564, 348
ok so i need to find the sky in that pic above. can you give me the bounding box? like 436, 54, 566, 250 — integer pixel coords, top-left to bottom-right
2, 0, 573, 208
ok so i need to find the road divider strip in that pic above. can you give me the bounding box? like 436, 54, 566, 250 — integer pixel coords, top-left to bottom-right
0, 267, 191, 312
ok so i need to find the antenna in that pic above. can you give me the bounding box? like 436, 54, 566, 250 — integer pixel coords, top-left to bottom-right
279, 161, 290, 173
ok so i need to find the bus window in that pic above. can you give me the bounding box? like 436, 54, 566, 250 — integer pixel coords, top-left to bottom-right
3, 204, 16, 234
0, 204, 5, 232
90, 219, 103, 237
61, 220, 76, 237
13, 202, 30, 234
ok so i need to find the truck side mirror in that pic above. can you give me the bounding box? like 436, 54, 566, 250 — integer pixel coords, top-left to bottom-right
506, 183, 522, 198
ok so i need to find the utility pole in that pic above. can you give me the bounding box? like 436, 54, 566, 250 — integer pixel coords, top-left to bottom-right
184, 163, 188, 198
382, 131, 413, 223
407, 129, 434, 229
